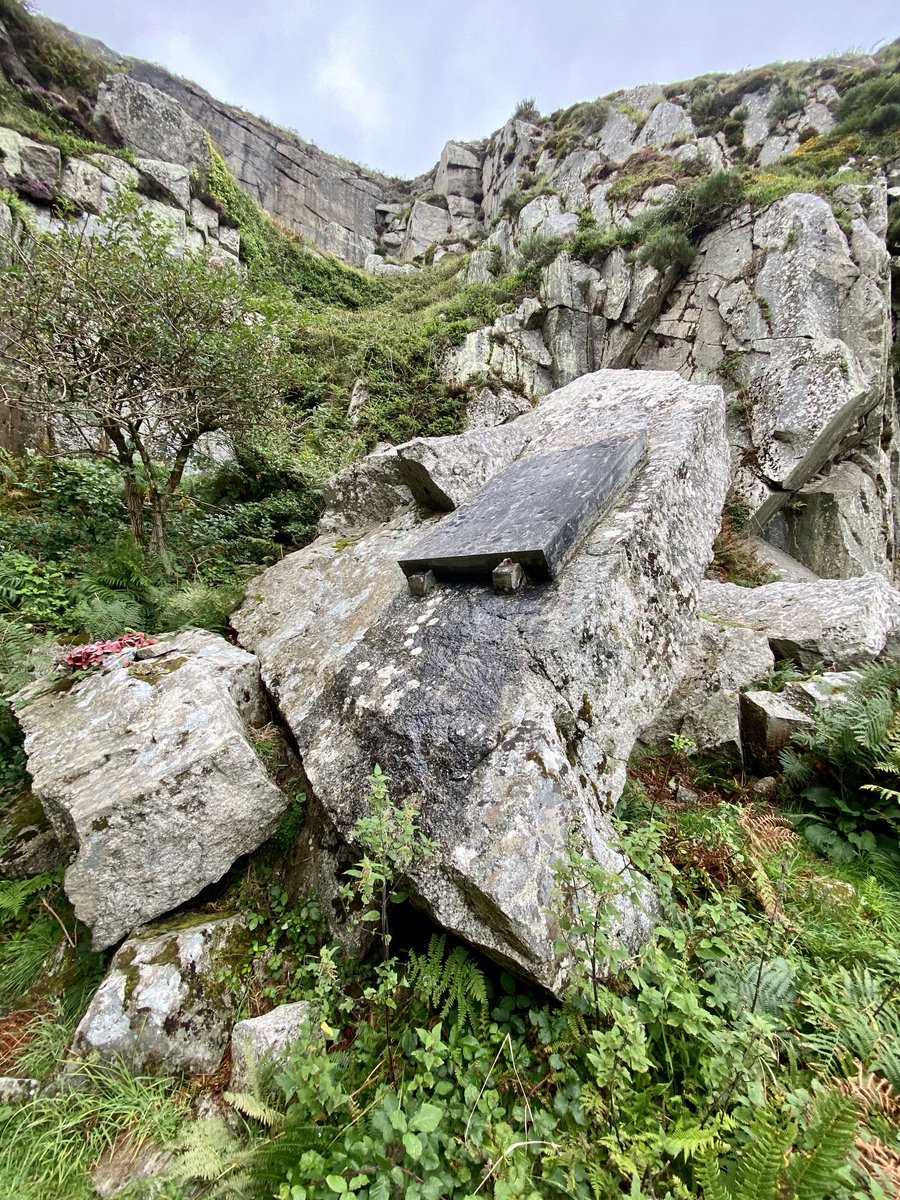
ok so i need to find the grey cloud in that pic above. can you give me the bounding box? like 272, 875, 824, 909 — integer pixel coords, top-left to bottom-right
37, 0, 899, 177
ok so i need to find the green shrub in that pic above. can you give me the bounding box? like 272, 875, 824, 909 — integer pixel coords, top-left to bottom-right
835, 51, 900, 137
513, 96, 540, 122
636, 225, 696, 272
768, 84, 806, 128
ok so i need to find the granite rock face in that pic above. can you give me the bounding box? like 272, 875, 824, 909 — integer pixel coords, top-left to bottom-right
232, 369, 730, 992
699, 575, 900, 669
16, 631, 288, 949
72, 915, 245, 1074
94, 74, 210, 180
766, 461, 889, 580
127, 61, 385, 264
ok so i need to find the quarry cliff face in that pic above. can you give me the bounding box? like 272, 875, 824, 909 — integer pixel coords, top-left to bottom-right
126, 61, 392, 268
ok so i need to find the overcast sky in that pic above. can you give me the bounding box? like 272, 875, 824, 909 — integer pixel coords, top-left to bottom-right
37, 1, 898, 178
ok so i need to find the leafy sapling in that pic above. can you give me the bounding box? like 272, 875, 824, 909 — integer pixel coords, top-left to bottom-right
342, 764, 435, 1083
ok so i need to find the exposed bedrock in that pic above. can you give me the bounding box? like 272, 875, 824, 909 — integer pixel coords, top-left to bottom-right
232, 369, 730, 993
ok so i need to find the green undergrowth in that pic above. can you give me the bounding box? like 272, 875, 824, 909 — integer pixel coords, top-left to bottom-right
5, 694, 900, 1197
204, 144, 525, 446
147, 749, 900, 1198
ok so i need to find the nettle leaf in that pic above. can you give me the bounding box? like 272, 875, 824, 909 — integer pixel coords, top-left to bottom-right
411, 1101, 443, 1133
403, 1130, 424, 1160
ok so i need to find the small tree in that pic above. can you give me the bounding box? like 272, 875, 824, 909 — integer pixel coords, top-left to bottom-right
0, 190, 297, 568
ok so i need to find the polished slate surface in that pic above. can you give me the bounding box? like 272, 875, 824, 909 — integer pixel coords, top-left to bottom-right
397, 435, 647, 581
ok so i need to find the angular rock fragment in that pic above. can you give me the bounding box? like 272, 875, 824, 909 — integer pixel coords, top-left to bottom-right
16, 631, 288, 949
233, 369, 730, 993
72, 915, 245, 1074
230, 1001, 311, 1090
740, 690, 813, 771
642, 621, 774, 759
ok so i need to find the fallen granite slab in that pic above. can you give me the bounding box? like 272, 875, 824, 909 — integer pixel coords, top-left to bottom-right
15, 631, 288, 949
233, 369, 730, 993
72, 914, 245, 1074
699, 574, 900, 669
398, 437, 646, 581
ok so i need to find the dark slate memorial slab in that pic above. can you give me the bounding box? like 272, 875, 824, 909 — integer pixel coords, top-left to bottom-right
398, 435, 647, 581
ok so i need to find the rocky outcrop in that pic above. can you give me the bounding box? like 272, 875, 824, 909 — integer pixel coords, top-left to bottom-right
127, 62, 387, 266
765, 461, 889, 579
699, 575, 900, 669
71, 915, 245, 1073
94, 74, 210, 181
16, 631, 288, 949
232, 369, 730, 992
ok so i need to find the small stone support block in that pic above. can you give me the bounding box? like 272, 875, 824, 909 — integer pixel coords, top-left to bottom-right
492, 559, 525, 593
407, 570, 436, 597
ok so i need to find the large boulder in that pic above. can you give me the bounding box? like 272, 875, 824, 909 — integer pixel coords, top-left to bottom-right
233, 369, 730, 992
94, 75, 211, 180
16, 631, 288, 949
699, 574, 900, 669
71, 915, 245, 1074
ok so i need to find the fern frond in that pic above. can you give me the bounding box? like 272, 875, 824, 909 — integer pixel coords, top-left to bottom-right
407, 933, 488, 1030
850, 688, 894, 753
786, 1089, 858, 1200
733, 1105, 795, 1200
854, 1134, 900, 1194
695, 1149, 733, 1200
171, 1117, 241, 1183
222, 1090, 284, 1129
779, 747, 815, 789
740, 810, 798, 857
839, 1063, 900, 1123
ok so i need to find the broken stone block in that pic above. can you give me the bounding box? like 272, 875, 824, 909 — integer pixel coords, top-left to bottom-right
71, 914, 246, 1075
740, 690, 813, 770
16, 630, 288, 949
699, 575, 900, 669
492, 558, 525, 593
230, 1001, 311, 1091
641, 620, 774, 759
407, 570, 437, 597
